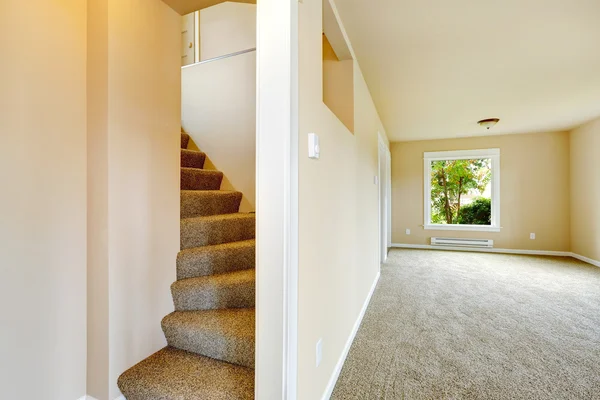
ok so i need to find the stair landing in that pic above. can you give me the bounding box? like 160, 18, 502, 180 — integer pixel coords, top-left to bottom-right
117, 347, 254, 400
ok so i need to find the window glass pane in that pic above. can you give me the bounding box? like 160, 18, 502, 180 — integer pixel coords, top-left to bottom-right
430, 158, 492, 225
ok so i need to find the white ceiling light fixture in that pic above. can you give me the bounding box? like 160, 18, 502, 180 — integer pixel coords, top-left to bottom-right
478, 118, 500, 130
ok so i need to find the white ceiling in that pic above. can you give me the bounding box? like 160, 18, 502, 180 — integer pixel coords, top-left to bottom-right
334, 0, 600, 141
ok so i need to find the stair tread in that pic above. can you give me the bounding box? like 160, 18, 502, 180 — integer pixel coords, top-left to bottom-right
181, 189, 238, 195
180, 190, 242, 218
181, 148, 205, 156
171, 269, 255, 311
180, 213, 255, 249
117, 346, 254, 400
181, 167, 222, 174
182, 212, 255, 223
181, 190, 241, 200
177, 239, 256, 279
162, 309, 255, 369
173, 268, 255, 290
179, 239, 255, 254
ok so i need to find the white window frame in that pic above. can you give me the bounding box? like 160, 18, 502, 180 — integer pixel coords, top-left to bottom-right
423, 148, 501, 232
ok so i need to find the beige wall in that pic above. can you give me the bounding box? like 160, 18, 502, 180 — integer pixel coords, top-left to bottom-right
298, 1, 388, 398
391, 132, 571, 251
182, 51, 256, 211
570, 118, 600, 261
107, 1, 180, 399
0, 1, 88, 399
199, 1, 256, 60
87, 0, 181, 398
87, 0, 109, 398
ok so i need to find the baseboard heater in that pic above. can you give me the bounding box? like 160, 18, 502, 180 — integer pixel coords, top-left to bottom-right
431, 237, 494, 248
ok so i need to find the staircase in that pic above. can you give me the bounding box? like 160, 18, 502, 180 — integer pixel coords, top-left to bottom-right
117, 133, 255, 399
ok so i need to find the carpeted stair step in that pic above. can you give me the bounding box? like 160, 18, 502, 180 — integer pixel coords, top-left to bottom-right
181, 190, 242, 219
181, 167, 223, 190
171, 269, 255, 311
117, 346, 254, 400
177, 239, 255, 280
181, 149, 206, 169
181, 132, 190, 149
162, 308, 255, 369
181, 213, 255, 250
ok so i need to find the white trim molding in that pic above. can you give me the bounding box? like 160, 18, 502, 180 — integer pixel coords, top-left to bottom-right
391, 243, 569, 257
424, 224, 501, 232
378, 132, 391, 264
570, 253, 600, 268
391, 244, 600, 268
424, 148, 500, 232
255, 0, 299, 398
321, 271, 381, 400
424, 148, 500, 160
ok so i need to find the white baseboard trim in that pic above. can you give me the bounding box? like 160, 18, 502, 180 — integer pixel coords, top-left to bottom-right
570, 253, 600, 268
390, 243, 569, 257
79, 395, 123, 400
321, 270, 381, 400
391, 243, 600, 268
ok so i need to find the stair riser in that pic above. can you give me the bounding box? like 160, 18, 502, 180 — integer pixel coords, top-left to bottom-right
162, 325, 255, 369
177, 241, 255, 279
181, 150, 206, 169
181, 191, 242, 219
181, 133, 190, 149
180, 216, 255, 250
172, 280, 255, 311
181, 169, 223, 190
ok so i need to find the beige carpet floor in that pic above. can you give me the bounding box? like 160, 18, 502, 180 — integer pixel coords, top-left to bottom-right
331, 249, 600, 400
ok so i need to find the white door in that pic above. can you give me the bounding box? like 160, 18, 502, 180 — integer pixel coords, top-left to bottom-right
378, 134, 390, 263
386, 144, 392, 249
181, 13, 196, 66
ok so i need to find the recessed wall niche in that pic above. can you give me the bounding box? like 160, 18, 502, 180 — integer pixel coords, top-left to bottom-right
323, 0, 355, 134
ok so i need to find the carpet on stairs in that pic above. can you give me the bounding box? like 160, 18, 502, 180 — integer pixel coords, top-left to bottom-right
118, 133, 255, 399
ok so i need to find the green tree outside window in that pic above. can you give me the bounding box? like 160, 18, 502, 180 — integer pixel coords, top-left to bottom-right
430, 159, 491, 225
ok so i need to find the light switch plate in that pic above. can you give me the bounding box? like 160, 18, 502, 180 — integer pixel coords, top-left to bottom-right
316, 338, 323, 367
308, 133, 320, 159
406, 229, 411, 235
530, 233, 536, 240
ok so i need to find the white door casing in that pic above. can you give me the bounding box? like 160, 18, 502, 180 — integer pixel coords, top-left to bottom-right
255, 0, 299, 399
378, 133, 390, 263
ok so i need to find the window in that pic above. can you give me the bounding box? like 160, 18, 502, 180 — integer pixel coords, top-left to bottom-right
424, 148, 500, 232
